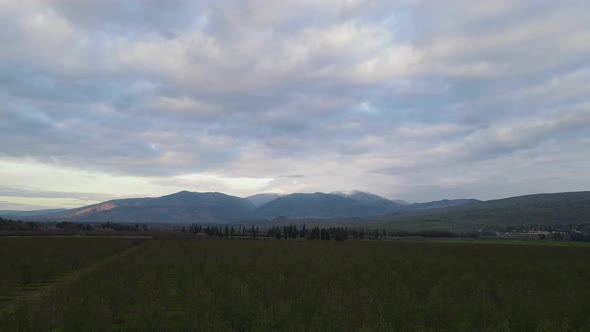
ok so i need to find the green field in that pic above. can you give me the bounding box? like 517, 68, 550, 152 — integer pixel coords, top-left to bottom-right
0, 237, 142, 304
2, 237, 590, 331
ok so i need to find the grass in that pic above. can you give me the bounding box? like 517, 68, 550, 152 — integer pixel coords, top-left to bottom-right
0, 237, 142, 299
2, 237, 590, 330
438, 238, 590, 247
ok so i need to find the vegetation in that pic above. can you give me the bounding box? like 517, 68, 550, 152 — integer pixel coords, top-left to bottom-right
2, 237, 590, 330
0, 237, 140, 302
255, 193, 376, 218
192, 223, 590, 242
380, 191, 590, 231
0, 217, 149, 233
0, 217, 43, 231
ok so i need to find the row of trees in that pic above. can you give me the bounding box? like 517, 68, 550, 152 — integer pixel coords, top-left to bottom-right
0, 217, 41, 231
186, 224, 260, 238
0, 218, 148, 232
265, 225, 388, 240
498, 224, 587, 233
187, 224, 392, 241
100, 222, 148, 232
187, 224, 590, 241
185, 223, 590, 242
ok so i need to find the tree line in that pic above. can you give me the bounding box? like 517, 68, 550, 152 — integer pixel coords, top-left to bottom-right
185, 223, 590, 242
184, 224, 470, 241
0, 218, 148, 232
185, 224, 260, 238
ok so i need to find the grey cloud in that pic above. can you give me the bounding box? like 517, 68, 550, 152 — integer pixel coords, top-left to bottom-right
0, 1, 589, 200
0, 201, 58, 211
385, 140, 590, 202
371, 107, 590, 177
0, 186, 116, 202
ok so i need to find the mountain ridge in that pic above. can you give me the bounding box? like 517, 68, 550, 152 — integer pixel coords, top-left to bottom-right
5, 190, 587, 227
255, 192, 374, 219
380, 191, 590, 231
47, 191, 256, 224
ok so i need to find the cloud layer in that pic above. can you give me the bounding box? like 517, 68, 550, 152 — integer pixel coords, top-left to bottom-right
1, 0, 589, 206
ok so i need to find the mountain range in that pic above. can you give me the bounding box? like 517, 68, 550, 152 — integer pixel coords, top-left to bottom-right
46, 191, 256, 224
2, 190, 589, 227
1, 190, 476, 224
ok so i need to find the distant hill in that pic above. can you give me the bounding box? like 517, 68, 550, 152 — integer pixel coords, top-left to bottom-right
381, 191, 590, 231
255, 193, 374, 219
407, 199, 481, 210
245, 193, 281, 207
16, 190, 587, 228
49, 191, 255, 224
16, 191, 480, 224
345, 191, 406, 214
0, 208, 67, 217
254, 191, 479, 219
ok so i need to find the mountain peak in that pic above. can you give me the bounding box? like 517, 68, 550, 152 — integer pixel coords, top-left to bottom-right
163, 190, 194, 197
348, 190, 385, 200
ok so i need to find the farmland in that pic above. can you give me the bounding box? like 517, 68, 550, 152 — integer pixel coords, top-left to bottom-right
0, 237, 142, 302
2, 237, 590, 331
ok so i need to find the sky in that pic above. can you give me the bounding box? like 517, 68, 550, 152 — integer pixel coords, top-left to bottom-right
1, 0, 590, 210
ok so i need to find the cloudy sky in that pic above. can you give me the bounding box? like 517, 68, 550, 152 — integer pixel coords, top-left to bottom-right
1, 0, 589, 209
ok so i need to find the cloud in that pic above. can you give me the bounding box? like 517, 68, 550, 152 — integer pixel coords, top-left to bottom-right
0, 186, 114, 201
0, 201, 59, 211
282, 174, 305, 179
0, 0, 589, 204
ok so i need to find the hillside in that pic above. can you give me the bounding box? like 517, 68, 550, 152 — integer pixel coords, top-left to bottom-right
50, 191, 256, 224
345, 191, 406, 214
255, 193, 374, 219
0, 209, 67, 217
380, 191, 590, 231
245, 193, 281, 207
407, 199, 481, 210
